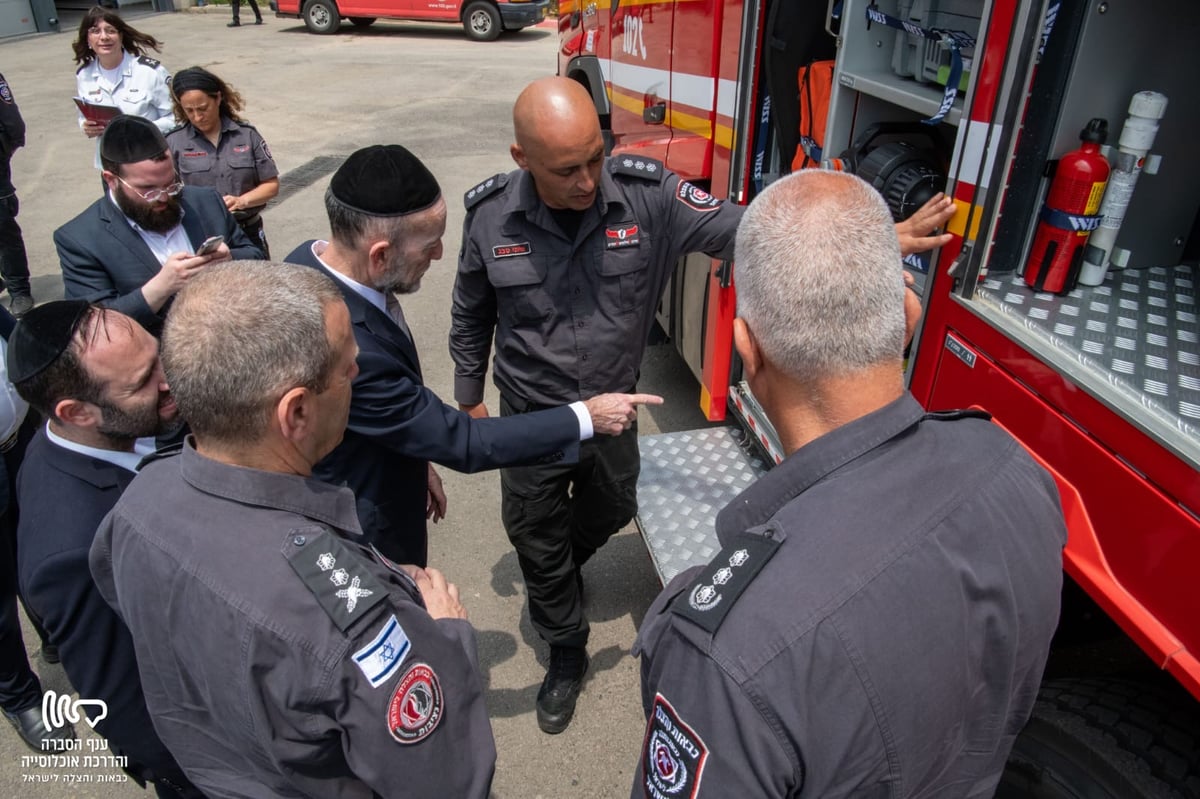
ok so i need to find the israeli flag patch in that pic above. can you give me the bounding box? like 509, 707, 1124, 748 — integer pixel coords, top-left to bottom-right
353, 615, 410, 688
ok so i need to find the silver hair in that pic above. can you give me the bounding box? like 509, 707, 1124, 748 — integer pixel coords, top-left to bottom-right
324, 187, 411, 252
734, 171, 906, 381
161, 261, 344, 445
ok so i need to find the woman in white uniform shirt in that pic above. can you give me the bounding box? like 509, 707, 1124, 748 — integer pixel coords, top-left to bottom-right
72, 7, 173, 163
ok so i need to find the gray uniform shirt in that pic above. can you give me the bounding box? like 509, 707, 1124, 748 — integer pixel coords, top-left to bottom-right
89, 441, 496, 799
167, 118, 278, 219
450, 158, 743, 407
632, 395, 1067, 798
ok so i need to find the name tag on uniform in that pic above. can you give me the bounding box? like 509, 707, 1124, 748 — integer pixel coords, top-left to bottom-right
182, 151, 206, 158
492, 242, 531, 258
605, 224, 640, 249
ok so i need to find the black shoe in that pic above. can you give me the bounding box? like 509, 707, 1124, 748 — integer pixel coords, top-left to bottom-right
254, 16, 263, 23
9, 293, 33, 318
227, 19, 241, 26
40, 643, 59, 664
536, 646, 588, 734
3, 705, 76, 752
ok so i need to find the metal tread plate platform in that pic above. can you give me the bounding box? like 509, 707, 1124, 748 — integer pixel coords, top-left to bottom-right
636, 427, 768, 584
973, 266, 1199, 467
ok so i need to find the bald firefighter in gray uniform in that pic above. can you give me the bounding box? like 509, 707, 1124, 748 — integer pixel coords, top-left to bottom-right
631, 171, 1066, 798
91, 262, 495, 798
450, 78, 746, 734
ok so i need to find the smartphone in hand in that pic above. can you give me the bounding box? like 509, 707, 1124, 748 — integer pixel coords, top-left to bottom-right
195, 235, 224, 256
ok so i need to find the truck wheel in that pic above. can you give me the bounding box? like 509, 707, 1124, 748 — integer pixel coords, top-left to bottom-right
997, 679, 1200, 798
303, 0, 340, 33
462, 1, 501, 41
348, 15, 375, 26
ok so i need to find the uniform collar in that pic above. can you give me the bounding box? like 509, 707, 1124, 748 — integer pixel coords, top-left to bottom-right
184, 116, 240, 142
115, 50, 135, 77
500, 164, 627, 239
179, 437, 365, 535
715, 393, 925, 542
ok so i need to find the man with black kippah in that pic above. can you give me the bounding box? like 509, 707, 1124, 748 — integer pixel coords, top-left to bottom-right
285, 144, 661, 568
8, 300, 202, 797
55, 114, 263, 333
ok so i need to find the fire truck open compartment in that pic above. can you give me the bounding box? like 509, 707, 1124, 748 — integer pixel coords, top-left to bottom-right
914, 0, 1200, 718
946, 0, 1200, 474
571, 0, 1200, 788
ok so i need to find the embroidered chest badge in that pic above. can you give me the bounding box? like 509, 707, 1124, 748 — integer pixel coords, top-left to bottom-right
605, 224, 641, 249
492, 242, 532, 259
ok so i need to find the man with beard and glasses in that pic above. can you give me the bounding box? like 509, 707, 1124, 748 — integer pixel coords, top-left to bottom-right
284, 144, 660, 568
55, 114, 263, 334
9, 301, 204, 798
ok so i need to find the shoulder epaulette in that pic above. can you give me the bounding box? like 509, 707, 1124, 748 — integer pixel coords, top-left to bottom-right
669, 530, 781, 635
285, 528, 387, 632
464, 173, 508, 210
137, 55, 162, 69
135, 443, 183, 471
610, 155, 664, 183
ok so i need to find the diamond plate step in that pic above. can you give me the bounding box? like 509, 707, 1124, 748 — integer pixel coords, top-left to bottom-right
636, 428, 768, 584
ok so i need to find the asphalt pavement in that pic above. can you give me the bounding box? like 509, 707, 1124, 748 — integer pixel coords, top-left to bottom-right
0, 9, 718, 798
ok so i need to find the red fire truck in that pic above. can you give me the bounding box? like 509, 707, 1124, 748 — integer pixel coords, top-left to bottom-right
271, 0, 548, 38
560, 0, 1200, 794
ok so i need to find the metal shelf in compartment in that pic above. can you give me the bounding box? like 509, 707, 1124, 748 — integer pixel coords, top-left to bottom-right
972, 266, 1200, 469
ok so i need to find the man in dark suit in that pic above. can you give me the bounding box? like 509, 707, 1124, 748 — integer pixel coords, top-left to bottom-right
55, 115, 263, 333
285, 145, 660, 566
10, 301, 201, 797
0, 306, 71, 752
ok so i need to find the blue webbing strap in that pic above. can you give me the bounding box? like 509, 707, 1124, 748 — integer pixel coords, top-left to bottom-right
864, 4, 975, 125
1040, 206, 1103, 232
753, 94, 771, 193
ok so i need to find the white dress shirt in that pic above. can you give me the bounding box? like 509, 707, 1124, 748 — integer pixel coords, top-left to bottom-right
44, 424, 157, 473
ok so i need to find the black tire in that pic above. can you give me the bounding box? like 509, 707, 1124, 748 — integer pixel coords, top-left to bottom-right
302, 0, 340, 33
462, 1, 501, 41
348, 15, 375, 26
997, 679, 1200, 799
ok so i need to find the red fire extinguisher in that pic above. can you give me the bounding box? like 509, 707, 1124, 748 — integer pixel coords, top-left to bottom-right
1024, 118, 1110, 294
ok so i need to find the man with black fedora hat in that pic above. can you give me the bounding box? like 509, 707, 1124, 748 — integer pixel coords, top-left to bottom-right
8, 300, 202, 797
285, 144, 661, 569
55, 114, 263, 334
